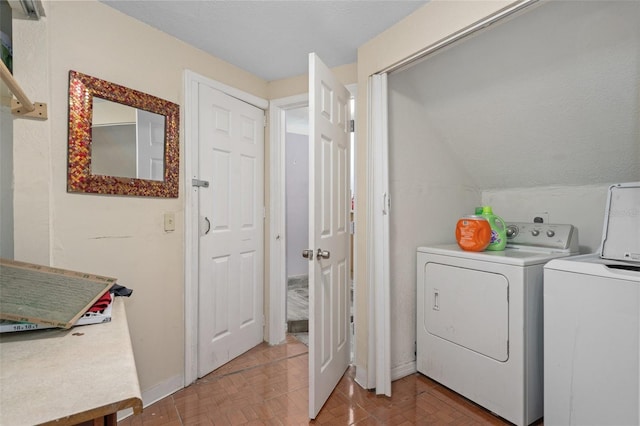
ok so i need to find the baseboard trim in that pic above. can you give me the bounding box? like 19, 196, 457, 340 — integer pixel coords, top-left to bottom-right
117, 374, 184, 421
354, 365, 371, 390
391, 360, 417, 381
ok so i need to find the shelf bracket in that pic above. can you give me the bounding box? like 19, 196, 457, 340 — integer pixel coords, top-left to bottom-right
11, 98, 48, 120
1, 59, 48, 120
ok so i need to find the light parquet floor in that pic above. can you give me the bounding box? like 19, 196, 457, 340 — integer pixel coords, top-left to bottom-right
118, 335, 529, 425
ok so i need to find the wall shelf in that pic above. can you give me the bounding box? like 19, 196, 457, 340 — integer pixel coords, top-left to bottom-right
0, 59, 48, 120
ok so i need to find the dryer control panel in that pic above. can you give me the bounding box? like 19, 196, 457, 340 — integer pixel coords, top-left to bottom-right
506, 222, 579, 253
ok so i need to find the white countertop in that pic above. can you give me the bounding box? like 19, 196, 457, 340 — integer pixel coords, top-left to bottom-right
0, 297, 142, 425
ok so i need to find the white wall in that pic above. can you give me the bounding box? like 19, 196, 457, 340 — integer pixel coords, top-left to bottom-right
285, 131, 309, 278
385, 0, 640, 377
12, 6, 50, 264
0, 89, 12, 259
0, 0, 12, 259
483, 185, 612, 254
12, 0, 268, 405
387, 85, 482, 371
391, 0, 640, 189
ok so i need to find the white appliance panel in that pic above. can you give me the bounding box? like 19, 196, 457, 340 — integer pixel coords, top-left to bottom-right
544, 256, 640, 425
600, 182, 640, 262
422, 243, 573, 266
425, 262, 509, 361
417, 249, 542, 426
415, 238, 580, 426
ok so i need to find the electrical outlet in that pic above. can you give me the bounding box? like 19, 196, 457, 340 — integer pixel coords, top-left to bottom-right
164, 212, 175, 232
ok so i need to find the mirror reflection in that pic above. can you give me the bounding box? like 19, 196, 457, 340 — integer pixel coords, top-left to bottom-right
67, 70, 179, 197
91, 98, 166, 181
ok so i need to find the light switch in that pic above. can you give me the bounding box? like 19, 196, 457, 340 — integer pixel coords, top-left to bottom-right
164, 212, 175, 232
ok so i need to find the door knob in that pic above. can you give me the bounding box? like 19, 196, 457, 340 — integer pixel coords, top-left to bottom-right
316, 249, 330, 260
302, 249, 314, 260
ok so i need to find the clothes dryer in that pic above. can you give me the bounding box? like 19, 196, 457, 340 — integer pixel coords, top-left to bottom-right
417, 222, 579, 426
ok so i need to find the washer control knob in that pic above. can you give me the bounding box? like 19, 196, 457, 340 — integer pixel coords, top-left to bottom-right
531, 229, 540, 236
506, 225, 518, 238
546, 230, 555, 238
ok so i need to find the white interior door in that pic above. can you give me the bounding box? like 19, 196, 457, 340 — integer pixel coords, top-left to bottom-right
197, 83, 264, 378
136, 109, 165, 180
308, 53, 351, 419
370, 73, 391, 396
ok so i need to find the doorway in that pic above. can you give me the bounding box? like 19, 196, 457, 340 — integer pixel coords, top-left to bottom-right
186, 65, 356, 417
195, 81, 265, 378
284, 106, 311, 345
184, 70, 269, 385
273, 93, 357, 356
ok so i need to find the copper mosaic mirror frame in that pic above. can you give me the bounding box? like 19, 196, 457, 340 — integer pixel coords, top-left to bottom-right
67, 70, 179, 197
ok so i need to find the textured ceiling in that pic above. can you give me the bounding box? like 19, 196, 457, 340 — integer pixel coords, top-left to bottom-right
388, 0, 640, 190
99, 0, 428, 81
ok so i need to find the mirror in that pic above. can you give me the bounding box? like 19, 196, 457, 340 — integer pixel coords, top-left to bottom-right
67, 70, 179, 197
91, 98, 166, 181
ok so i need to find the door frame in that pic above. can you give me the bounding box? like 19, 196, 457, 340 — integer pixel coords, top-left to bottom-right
184, 70, 268, 386
267, 85, 357, 346
267, 93, 309, 345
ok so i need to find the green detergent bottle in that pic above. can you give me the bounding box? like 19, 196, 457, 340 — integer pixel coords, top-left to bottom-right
480, 206, 507, 251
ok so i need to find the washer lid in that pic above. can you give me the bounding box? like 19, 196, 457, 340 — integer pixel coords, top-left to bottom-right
600, 182, 640, 263
545, 254, 640, 281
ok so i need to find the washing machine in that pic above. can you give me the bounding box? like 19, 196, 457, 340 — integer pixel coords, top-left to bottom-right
543, 182, 640, 425
417, 222, 579, 426
543, 255, 640, 425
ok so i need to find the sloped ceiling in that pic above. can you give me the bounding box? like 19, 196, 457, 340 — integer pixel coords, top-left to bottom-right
99, 0, 428, 81
389, 0, 640, 190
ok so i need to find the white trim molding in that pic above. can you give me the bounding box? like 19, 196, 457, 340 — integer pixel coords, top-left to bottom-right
268, 84, 357, 349
267, 93, 308, 345
183, 69, 200, 387
117, 374, 184, 421
391, 361, 416, 382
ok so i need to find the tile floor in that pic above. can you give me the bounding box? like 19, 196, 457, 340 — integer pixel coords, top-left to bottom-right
287, 275, 309, 324
287, 275, 310, 345
118, 335, 529, 425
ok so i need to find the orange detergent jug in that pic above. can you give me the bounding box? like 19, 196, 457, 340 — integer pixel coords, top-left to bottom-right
456, 216, 492, 252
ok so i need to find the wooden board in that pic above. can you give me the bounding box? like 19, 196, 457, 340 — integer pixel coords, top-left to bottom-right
0, 259, 116, 329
